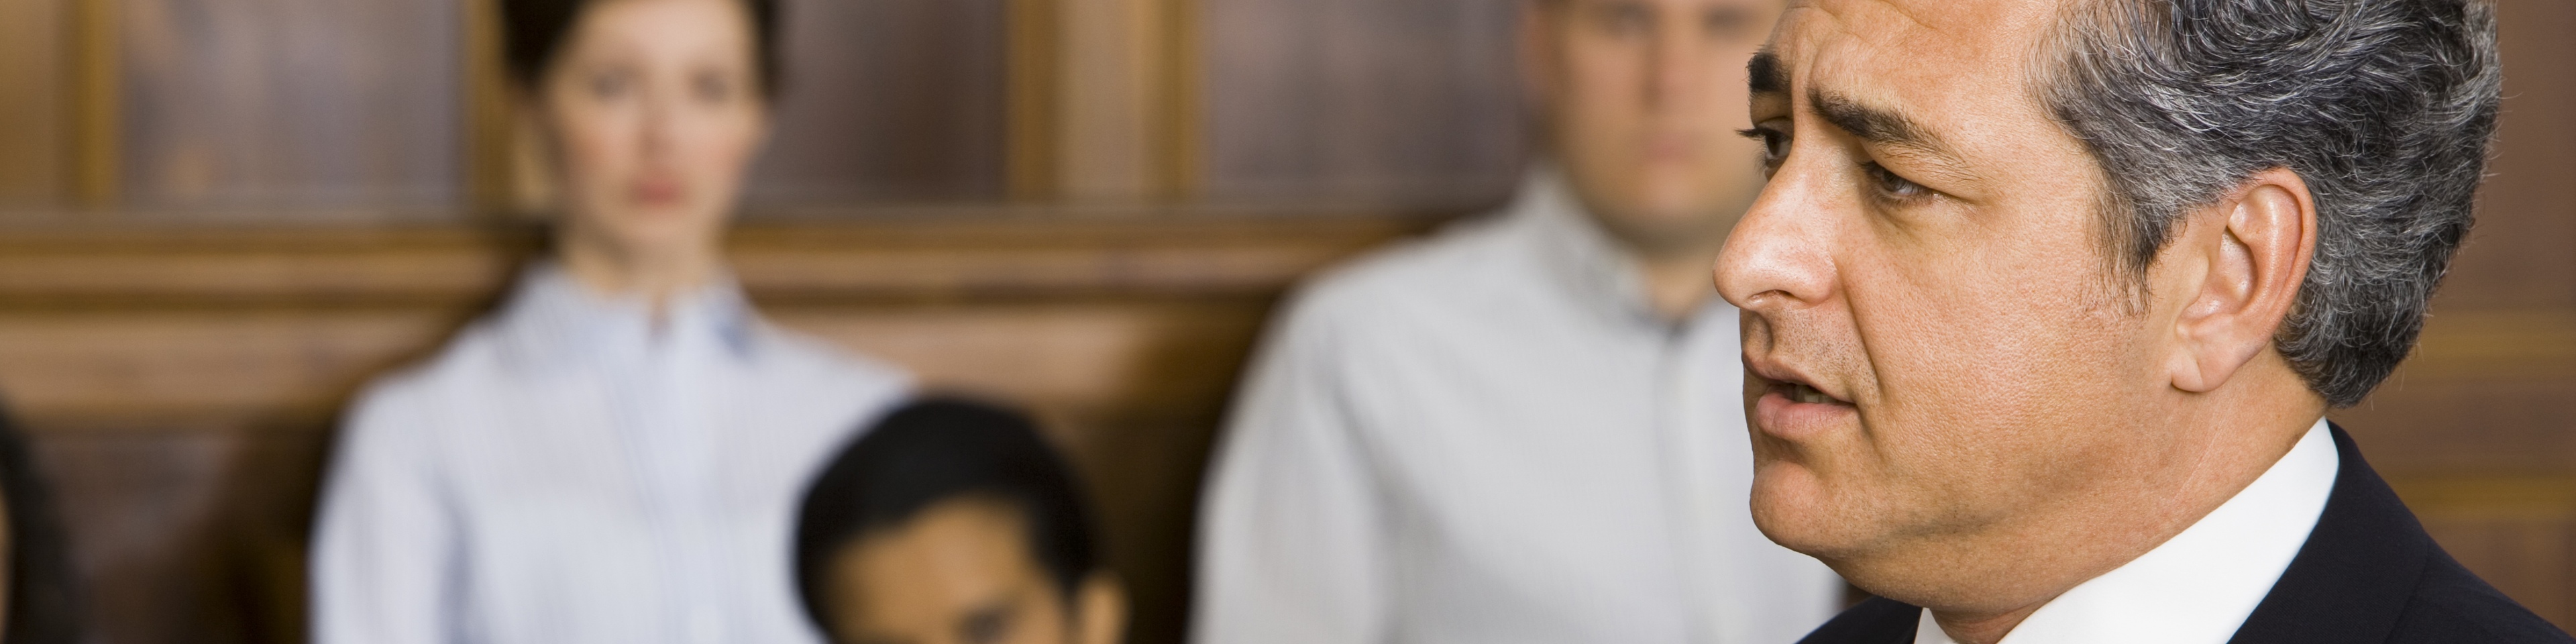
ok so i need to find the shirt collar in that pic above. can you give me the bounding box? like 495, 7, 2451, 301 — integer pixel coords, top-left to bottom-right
492, 261, 761, 370
1509, 164, 1733, 331
1914, 417, 2340, 644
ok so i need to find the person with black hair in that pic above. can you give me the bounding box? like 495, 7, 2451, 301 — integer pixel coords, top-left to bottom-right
309, 0, 910, 642
794, 399, 1124, 644
0, 407, 79, 644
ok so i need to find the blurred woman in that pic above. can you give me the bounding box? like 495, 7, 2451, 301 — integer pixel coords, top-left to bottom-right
309, 0, 910, 642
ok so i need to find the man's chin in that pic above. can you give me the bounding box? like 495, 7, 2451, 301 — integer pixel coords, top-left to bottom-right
1748, 463, 1858, 557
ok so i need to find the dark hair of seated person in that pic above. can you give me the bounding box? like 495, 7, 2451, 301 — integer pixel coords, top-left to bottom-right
0, 408, 79, 644
793, 398, 1105, 631
499, 0, 784, 98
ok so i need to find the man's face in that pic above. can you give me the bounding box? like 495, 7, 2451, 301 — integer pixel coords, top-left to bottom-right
1717, 0, 2178, 596
1530, 0, 1782, 252
822, 500, 1079, 644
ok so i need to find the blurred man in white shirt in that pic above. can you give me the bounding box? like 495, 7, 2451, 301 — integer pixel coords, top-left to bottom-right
1192, 1, 1841, 643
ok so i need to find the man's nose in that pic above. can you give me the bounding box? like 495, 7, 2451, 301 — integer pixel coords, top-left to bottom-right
1714, 164, 1837, 313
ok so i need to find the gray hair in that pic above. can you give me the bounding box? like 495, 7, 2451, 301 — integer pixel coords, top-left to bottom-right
2041, 0, 2502, 407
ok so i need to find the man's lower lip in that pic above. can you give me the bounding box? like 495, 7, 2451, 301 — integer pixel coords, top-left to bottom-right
1753, 389, 1854, 439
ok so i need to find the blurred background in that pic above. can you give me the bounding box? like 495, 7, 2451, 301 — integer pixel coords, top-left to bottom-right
0, 0, 2564, 643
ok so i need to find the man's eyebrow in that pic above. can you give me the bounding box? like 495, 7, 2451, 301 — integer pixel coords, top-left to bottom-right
1748, 50, 1786, 95
1811, 90, 1949, 155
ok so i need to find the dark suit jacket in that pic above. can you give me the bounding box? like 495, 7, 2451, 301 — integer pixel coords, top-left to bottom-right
1796, 425, 2575, 644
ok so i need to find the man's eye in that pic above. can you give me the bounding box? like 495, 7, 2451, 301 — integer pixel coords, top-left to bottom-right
1863, 162, 1931, 201
1737, 125, 1790, 176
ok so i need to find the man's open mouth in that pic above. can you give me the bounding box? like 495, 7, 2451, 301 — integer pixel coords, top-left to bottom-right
1766, 378, 1849, 406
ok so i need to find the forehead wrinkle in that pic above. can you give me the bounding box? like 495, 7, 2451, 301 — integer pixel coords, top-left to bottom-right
1844, 0, 2060, 38
1857, 0, 1932, 33
1800, 0, 1929, 36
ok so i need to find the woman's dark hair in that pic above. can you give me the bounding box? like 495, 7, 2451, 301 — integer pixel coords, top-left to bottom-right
793, 398, 1104, 630
500, 0, 785, 98
0, 407, 81, 644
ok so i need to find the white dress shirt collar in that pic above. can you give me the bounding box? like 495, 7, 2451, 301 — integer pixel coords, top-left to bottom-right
1915, 418, 2339, 644
492, 262, 759, 371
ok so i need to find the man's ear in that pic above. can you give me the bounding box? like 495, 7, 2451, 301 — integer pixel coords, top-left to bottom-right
1073, 572, 1128, 644
2163, 167, 2318, 394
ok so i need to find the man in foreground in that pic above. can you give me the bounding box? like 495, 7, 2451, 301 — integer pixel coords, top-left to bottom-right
1721, 0, 2569, 642
1195, 0, 1841, 643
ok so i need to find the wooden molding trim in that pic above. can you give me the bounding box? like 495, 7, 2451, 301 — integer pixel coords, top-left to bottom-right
2393, 474, 2576, 521
2397, 309, 2576, 382
0, 209, 1442, 306
0, 211, 1441, 431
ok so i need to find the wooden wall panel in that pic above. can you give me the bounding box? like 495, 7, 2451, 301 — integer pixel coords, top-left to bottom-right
1047, 0, 1193, 201
745, 0, 1011, 204
2332, 311, 2576, 473
0, 311, 463, 425
0, 0, 66, 206
117, 0, 461, 211
35, 427, 310, 644
1198, 0, 1527, 207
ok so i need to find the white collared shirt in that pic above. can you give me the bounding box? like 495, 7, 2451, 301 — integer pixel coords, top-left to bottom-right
1193, 169, 1843, 644
1913, 418, 2339, 644
312, 264, 911, 644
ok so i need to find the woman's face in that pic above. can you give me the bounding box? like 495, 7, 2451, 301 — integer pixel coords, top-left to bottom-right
537, 0, 767, 261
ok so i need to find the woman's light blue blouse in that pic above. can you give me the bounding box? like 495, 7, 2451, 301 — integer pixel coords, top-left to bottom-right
311, 264, 911, 644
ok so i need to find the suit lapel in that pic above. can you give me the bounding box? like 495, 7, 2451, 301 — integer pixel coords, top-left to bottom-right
2225, 425, 2430, 644
1794, 597, 1922, 644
